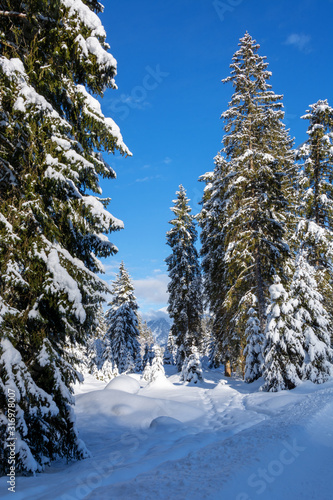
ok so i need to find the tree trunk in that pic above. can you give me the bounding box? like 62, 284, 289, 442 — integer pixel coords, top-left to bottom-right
225, 359, 232, 377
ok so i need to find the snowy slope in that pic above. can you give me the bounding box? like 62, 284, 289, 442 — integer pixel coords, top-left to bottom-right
1, 368, 333, 499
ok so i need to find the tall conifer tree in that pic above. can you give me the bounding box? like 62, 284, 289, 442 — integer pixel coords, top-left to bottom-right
166, 185, 203, 371
298, 100, 333, 230
199, 155, 233, 369
297, 100, 333, 323
104, 262, 142, 374
0, 1, 129, 472
290, 248, 333, 383
199, 33, 295, 380
263, 101, 333, 390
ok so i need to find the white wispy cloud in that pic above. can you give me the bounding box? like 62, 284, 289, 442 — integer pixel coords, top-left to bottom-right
284, 33, 311, 52
135, 176, 151, 183
102, 261, 122, 276
101, 266, 169, 311
141, 307, 170, 322
133, 273, 169, 305
135, 174, 162, 183
119, 95, 150, 110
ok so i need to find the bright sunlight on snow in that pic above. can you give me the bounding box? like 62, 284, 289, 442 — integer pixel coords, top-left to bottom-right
2, 367, 332, 500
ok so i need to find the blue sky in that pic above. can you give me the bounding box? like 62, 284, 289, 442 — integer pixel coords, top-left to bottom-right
98, 0, 333, 315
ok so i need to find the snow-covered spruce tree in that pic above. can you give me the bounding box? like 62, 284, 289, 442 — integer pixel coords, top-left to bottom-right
142, 345, 165, 384
262, 239, 333, 391
65, 303, 108, 378
142, 343, 155, 370
198, 154, 232, 371
200, 313, 214, 357
199, 33, 295, 381
298, 100, 333, 231
297, 100, 333, 325
94, 304, 109, 341
166, 185, 203, 371
65, 304, 107, 376
164, 332, 176, 365
99, 334, 119, 381
104, 262, 142, 374
0, 1, 129, 472
138, 315, 155, 358
85, 304, 108, 378
243, 301, 263, 382
163, 344, 173, 365
262, 278, 303, 392
290, 246, 333, 383
180, 346, 203, 384
0, 338, 57, 475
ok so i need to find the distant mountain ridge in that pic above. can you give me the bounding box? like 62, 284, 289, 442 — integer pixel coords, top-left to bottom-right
147, 318, 171, 346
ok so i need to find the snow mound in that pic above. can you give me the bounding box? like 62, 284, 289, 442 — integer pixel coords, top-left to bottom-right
149, 416, 182, 431
104, 374, 140, 394
111, 404, 132, 416
145, 373, 175, 388
244, 390, 306, 416
76, 388, 205, 430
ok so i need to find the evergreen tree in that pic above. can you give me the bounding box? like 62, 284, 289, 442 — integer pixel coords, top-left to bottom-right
166, 185, 203, 371
0, 338, 88, 474
291, 246, 333, 383
298, 100, 333, 231
94, 305, 109, 340
199, 155, 231, 370
86, 305, 109, 379
0, 1, 129, 471
142, 345, 165, 383
0, 338, 57, 475
244, 300, 264, 382
163, 344, 173, 365
297, 100, 333, 325
142, 343, 155, 370
65, 305, 107, 378
199, 33, 294, 380
262, 242, 333, 391
200, 314, 214, 357
104, 263, 142, 374
263, 99, 333, 391
138, 315, 155, 360
164, 332, 176, 365
180, 346, 203, 384
99, 336, 119, 381
262, 279, 303, 391
65, 338, 89, 376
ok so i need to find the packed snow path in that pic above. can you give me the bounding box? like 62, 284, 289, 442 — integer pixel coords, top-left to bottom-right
1, 367, 333, 499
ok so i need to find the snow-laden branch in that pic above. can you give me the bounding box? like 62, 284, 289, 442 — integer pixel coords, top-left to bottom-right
0, 11, 27, 18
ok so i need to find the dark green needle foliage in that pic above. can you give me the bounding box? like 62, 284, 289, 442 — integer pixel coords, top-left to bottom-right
199, 33, 295, 381
104, 262, 142, 374
0, 0, 129, 473
166, 185, 203, 371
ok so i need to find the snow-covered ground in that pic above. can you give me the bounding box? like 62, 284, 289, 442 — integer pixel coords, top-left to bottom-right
1, 367, 333, 500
